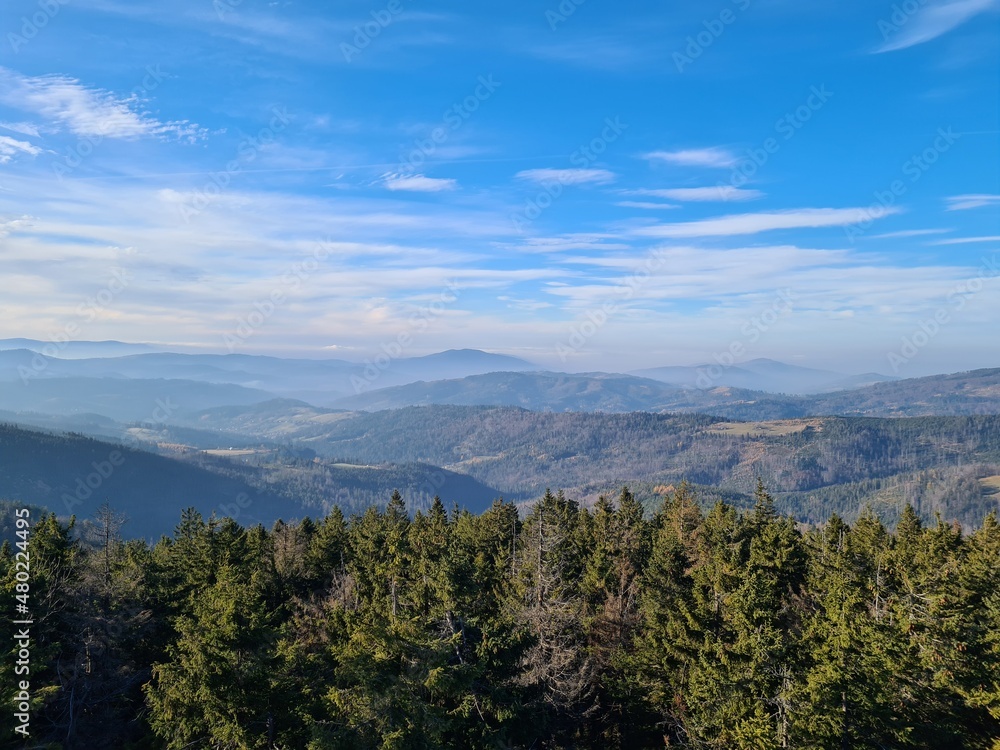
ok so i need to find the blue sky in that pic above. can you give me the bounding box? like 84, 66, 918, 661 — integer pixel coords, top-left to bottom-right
0, 0, 997, 376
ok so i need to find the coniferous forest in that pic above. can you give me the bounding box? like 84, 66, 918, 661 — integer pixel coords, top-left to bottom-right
2, 484, 999, 749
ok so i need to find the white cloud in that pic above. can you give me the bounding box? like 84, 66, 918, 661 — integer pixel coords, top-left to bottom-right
0, 121, 40, 137
615, 201, 681, 210
642, 147, 737, 169
498, 295, 553, 311
0, 67, 206, 142
382, 174, 458, 192
875, 0, 999, 53
515, 168, 616, 186
634, 207, 903, 238
510, 234, 630, 253
930, 235, 1000, 245
946, 193, 1000, 210
870, 228, 950, 239
631, 186, 764, 202
0, 216, 31, 238
0, 135, 41, 163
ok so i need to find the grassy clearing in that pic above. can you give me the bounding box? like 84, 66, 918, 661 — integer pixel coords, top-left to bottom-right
706, 419, 826, 437
979, 475, 1000, 497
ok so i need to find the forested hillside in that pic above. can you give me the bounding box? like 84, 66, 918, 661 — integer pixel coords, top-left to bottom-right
0, 424, 502, 538
179, 406, 1000, 527
0, 424, 296, 538
329, 368, 1000, 417
3, 485, 998, 748
6, 407, 1000, 534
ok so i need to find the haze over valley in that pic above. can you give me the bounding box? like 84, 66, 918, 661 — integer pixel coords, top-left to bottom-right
2, 0, 998, 746
2, 340, 998, 539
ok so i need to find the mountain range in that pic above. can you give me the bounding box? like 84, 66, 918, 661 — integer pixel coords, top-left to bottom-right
1, 340, 998, 537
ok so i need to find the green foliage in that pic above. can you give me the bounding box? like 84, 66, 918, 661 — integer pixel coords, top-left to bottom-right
4, 488, 1000, 748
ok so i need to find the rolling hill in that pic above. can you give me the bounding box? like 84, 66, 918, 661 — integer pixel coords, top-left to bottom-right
134, 402, 1000, 528
330, 368, 1000, 418
0, 346, 541, 405
0, 423, 502, 538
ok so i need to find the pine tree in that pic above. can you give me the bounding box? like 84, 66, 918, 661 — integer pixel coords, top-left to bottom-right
146, 562, 285, 748
635, 485, 705, 745
517, 489, 596, 744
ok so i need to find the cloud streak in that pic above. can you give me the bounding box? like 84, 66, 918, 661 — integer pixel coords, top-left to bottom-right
382, 174, 458, 192
0, 134, 41, 163
642, 147, 737, 168
0, 67, 206, 142
945, 193, 1000, 210
875, 0, 999, 53
630, 186, 764, 202
930, 235, 1000, 244
515, 168, 616, 186
615, 201, 681, 210
634, 208, 903, 238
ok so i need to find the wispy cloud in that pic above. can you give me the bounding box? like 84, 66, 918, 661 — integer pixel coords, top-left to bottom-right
630, 186, 764, 202
0, 121, 40, 137
382, 174, 458, 192
0, 67, 206, 142
515, 168, 616, 186
509, 234, 630, 253
929, 235, 1000, 244
0, 216, 31, 238
875, 0, 999, 53
870, 228, 951, 239
615, 201, 681, 210
945, 193, 1000, 210
634, 207, 902, 238
498, 295, 553, 311
0, 135, 41, 163
642, 147, 737, 169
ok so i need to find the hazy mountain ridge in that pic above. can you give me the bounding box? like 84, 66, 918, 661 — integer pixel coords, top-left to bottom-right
1, 345, 998, 533
338, 371, 724, 412
0, 345, 539, 404
0, 375, 278, 422
632, 357, 898, 394
332, 368, 1000, 417
5, 344, 983, 416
